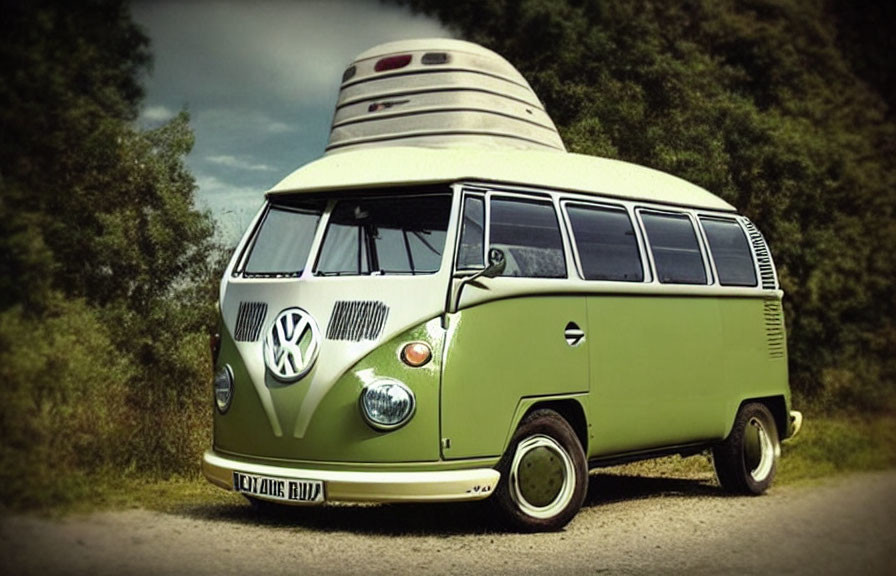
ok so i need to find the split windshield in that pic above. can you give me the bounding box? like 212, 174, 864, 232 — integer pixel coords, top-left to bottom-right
316, 194, 450, 276
240, 193, 451, 277
243, 201, 323, 277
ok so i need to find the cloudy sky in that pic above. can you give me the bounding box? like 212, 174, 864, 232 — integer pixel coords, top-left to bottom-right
131, 1, 450, 243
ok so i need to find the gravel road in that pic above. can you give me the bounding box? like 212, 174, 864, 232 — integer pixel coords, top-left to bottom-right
2, 470, 895, 575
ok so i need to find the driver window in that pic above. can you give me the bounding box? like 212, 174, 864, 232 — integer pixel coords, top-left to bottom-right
489, 197, 566, 278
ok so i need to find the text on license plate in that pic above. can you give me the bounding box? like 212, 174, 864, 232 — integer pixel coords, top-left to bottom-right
233, 472, 324, 503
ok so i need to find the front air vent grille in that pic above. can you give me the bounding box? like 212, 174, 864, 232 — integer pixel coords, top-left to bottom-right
326, 301, 389, 342
763, 300, 786, 359
234, 301, 268, 342
741, 218, 778, 290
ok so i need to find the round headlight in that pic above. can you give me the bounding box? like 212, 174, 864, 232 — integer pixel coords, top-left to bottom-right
360, 379, 415, 431
214, 365, 234, 414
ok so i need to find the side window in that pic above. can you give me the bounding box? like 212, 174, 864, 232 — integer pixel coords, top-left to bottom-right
641, 211, 707, 285
700, 218, 758, 287
457, 195, 485, 269
566, 204, 643, 282
490, 197, 566, 278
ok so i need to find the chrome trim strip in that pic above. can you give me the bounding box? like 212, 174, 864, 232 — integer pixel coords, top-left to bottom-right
202, 450, 500, 503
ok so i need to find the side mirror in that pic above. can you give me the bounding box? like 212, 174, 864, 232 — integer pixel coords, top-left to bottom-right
482, 248, 506, 278
451, 248, 506, 312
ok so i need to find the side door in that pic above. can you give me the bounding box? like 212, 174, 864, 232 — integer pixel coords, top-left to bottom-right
440, 190, 589, 460
580, 206, 726, 454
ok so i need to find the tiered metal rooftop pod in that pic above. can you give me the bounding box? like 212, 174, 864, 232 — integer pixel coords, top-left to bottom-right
326, 38, 566, 153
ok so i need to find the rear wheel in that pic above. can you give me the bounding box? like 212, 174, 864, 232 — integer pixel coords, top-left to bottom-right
713, 402, 780, 494
493, 409, 587, 532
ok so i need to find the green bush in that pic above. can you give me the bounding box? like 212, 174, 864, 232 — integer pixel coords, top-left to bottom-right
0, 294, 216, 509
0, 298, 135, 507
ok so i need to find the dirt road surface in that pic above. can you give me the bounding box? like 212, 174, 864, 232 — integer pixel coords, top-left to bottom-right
2, 470, 895, 575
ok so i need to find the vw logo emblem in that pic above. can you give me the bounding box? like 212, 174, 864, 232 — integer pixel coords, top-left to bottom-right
263, 308, 321, 382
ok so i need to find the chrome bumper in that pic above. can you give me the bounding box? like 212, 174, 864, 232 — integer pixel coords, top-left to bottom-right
202, 450, 500, 503
788, 410, 804, 439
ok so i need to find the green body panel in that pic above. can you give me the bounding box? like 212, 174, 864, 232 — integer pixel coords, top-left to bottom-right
587, 295, 788, 455
440, 296, 589, 459
214, 318, 445, 463
213, 292, 789, 469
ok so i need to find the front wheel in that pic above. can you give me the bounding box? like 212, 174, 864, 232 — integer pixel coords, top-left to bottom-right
713, 402, 780, 495
493, 409, 587, 532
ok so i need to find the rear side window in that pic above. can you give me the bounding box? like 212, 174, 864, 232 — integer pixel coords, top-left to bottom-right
566, 204, 643, 282
641, 211, 707, 284
490, 198, 566, 278
700, 218, 757, 287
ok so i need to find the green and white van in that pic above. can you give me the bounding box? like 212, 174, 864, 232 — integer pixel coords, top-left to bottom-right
202, 39, 802, 531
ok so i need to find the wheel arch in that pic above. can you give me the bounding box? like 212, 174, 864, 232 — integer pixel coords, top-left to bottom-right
729, 395, 788, 441
505, 395, 589, 456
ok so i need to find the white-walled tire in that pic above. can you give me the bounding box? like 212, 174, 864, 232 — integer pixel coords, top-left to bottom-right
493, 409, 587, 531
713, 402, 780, 495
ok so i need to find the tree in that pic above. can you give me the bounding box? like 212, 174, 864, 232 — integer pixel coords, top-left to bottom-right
1, 0, 216, 315
0, 0, 221, 504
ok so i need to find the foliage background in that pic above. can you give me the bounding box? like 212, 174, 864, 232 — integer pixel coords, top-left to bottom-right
0, 0, 893, 508
0, 0, 222, 507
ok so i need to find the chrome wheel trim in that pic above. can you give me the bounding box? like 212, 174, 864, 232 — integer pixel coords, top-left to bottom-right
744, 416, 775, 482
509, 435, 576, 519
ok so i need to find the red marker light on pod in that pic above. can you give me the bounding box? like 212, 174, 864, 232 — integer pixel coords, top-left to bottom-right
374, 54, 412, 72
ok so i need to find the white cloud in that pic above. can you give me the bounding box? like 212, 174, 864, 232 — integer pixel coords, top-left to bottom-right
193, 172, 266, 245
265, 120, 294, 134
194, 173, 266, 208
140, 104, 175, 122
207, 154, 276, 172
133, 0, 451, 107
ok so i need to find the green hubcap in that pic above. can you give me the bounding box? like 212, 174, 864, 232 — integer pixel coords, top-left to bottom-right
509, 434, 576, 519
517, 446, 565, 507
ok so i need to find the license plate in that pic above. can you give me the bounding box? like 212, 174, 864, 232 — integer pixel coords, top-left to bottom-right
233, 472, 325, 503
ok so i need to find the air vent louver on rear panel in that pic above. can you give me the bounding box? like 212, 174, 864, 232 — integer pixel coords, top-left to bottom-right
741, 218, 779, 290
326, 301, 389, 342
763, 300, 786, 359
234, 302, 268, 342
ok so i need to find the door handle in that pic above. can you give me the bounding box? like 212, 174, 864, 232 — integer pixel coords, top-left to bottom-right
564, 322, 585, 347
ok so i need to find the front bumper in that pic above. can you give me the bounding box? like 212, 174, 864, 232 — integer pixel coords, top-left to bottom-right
787, 410, 804, 440
202, 450, 501, 503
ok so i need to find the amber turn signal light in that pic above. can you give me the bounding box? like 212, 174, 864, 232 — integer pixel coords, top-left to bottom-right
400, 342, 432, 367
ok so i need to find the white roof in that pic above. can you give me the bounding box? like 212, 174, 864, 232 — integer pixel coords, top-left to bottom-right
268, 147, 735, 212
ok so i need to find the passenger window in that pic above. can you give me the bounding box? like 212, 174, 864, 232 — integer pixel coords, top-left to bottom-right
641, 211, 707, 284
566, 204, 643, 282
457, 195, 485, 269
700, 218, 758, 287
489, 198, 566, 278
